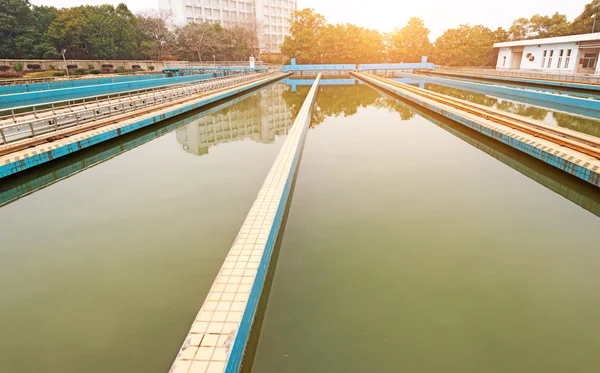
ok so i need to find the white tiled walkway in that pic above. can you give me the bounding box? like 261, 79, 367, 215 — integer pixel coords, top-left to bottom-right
169, 74, 321, 373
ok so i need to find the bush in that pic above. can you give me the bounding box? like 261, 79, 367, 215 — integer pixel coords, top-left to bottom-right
12, 62, 24, 71
53, 71, 66, 76
88, 64, 95, 70
0, 71, 26, 78
72, 68, 87, 75
131, 64, 141, 69
26, 64, 41, 70
66, 64, 78, 69
115, 66, 126, 73
24, 71, 59, 78
89, 69, 101, 74
148, 65, 154, 71
101, 67, 112, 73
49, 64, 56, 70
0, 65, 10, 72
101, 64, 113, 68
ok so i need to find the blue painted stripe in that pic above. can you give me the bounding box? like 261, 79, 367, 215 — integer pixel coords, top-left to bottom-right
0, 74, 169, 95
0, 73, 288, 179
0, 74, 217, 109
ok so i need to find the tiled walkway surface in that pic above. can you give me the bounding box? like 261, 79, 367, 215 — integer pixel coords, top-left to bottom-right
168, 74, 321, 373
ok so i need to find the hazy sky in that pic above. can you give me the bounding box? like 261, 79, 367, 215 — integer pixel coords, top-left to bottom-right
29, 0, 593, 39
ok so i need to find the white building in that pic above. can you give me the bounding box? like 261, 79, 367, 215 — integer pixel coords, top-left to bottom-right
158, 0, 297, 52
494, 33, 600, 73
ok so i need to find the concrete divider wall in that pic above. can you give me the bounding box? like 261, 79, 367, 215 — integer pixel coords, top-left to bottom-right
0, 73, 217, 109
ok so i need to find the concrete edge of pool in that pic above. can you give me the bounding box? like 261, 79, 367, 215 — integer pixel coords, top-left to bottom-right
0, 72, 289, 180
167, 74, 321, 373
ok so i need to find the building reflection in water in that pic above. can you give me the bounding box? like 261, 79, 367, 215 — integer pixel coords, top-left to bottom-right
176, 84, 294, 156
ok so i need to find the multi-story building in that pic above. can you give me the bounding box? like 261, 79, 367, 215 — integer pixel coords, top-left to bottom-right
158, 0, 296, 52
175, 84, 294, 155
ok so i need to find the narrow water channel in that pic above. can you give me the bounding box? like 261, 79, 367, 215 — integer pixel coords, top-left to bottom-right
251, 83, 600, 373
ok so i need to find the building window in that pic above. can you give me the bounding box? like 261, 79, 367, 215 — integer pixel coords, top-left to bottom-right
547, 50, 553, 68
565, 49, 571, 68
541, 50, 547, 67
583, 53, 597, 68
502, 56, 506, 66
557, 49, 563, 68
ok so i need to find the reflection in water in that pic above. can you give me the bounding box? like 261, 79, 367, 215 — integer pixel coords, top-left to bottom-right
176, 84, 293, 156
378, 89, 600, 218
0, 83, 292, 207
283, 83, 415, 127
425, 84, 600, 137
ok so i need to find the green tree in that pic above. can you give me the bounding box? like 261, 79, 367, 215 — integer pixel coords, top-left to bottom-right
82, 4, 141, 59
46, 7, 86, 57
434, 25, 498, 66
509, 12, 571, 40
280, 8, 326, 63
388, 17, 433, 62
572, 0, 600, 34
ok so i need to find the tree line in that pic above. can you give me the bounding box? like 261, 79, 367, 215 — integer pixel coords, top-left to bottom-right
283, 0, 600, 66
0, 0, 259, 61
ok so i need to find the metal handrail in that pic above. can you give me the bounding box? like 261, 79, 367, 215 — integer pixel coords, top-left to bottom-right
0, 72, 269, 145
0, 73, 254, 123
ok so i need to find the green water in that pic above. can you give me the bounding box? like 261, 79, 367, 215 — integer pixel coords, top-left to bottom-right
0, 83, 304, 372
1, 81, 600, 373
251, 84, 600, 373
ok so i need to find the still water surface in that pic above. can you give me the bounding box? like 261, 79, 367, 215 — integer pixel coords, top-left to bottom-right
1, 81, 600, 373
252, 83, 600, 373
0, 83, 305, 372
